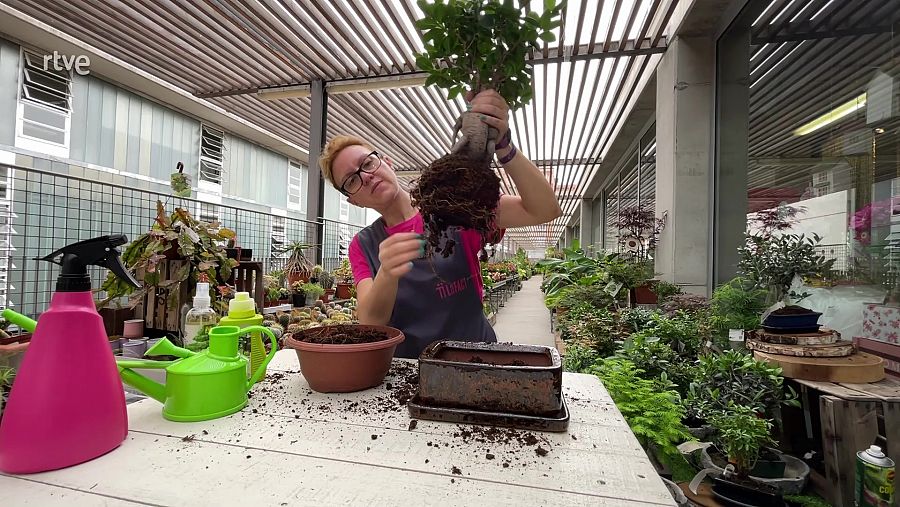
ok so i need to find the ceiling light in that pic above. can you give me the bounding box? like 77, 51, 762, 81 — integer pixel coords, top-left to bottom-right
794, 93, 867, 136
327, 74, 427, 95
257, 84, 311, 101
875, 127, 885, 134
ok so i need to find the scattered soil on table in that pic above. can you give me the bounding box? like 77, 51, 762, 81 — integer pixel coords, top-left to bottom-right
296, 327, 390, 345
408, 420, 418, 431
535, 446, 549, 457
451, 466, 462, 475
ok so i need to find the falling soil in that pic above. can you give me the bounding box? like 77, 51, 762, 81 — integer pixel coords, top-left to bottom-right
297, 327, 390, 345
771, 305, 816, 315
409, 152, 500, 261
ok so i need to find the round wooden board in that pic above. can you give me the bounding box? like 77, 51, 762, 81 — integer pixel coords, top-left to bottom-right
746, 337, 854, 357
751, 328, 839, 346
753, 351, 885, 383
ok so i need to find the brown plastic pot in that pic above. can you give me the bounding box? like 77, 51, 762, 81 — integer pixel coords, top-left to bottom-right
284, 325, 404, 393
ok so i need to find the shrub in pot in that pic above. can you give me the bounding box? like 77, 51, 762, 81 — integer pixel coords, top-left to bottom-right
333, 259, 354, 299
290, 281, 306, 308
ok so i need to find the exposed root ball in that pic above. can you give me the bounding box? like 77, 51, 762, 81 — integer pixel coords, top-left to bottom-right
409, 152, 500, 260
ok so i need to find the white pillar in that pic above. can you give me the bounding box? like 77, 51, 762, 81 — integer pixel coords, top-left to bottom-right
655, 36, 714, 295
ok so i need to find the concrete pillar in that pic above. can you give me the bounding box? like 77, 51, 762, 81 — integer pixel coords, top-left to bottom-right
655, 36, 714, 295
578, 199, 594, 250
714, 20, 751, 286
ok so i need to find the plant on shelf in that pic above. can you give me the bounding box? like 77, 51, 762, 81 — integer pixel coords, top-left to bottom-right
409, 0, 563, 259
332, 259, 354, 284
300, 282, 325, 306
99, 201, 238, 313
276, 241, 316, 284
317, 270, 335, 290
709, 403, 776, 478
686, 350, 798, 423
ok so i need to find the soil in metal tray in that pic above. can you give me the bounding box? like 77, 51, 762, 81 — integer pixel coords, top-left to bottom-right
435, 349, 552, 367
297, 328, 389, 345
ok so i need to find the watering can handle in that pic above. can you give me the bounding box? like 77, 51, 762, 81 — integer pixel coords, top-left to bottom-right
245, 326, 278, 388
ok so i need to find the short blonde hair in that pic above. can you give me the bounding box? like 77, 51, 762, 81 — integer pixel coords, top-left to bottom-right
319, 135, 375, 190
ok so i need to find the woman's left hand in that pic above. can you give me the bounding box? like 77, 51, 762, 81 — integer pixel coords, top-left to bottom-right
466, 89, 509, 141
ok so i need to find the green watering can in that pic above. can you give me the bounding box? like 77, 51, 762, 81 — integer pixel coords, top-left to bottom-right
117, 325, 277, 422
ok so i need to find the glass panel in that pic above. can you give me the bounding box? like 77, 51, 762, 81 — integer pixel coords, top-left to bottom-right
716, 0, 899, 350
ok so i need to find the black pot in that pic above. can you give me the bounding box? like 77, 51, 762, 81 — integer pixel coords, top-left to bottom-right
238, 248, 252, 261
762, 308, 822, 332
291, 292, 306, 308
711, 477, 785, 507
751, 456, 787, 479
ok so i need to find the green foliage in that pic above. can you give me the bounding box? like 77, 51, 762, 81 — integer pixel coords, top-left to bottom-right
687, 350, 798, 422
0, 366, 15, 391
618, 306, 658, 333
300, 283, 325, 299
552, 284, 615, 311
332, 259, 354, 284
538, 244, 610, 299
592, 359, 690, 458
783, 494, 833, 507
415, 0, 564, 108
617, 335, 697, 398
559, 305, 620, 357
652, 281, 681, 303
659, 293, 710, 317
604, 258, 654, 290
562, 342, 600, 373
633, 311, 708, 359
710, 403, 775, 477
709, 277, 767, 333
738, 232, 835, 303
99, 201, 238, 311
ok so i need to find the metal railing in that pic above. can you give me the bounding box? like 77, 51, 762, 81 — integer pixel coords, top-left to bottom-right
0, 163, 320, 318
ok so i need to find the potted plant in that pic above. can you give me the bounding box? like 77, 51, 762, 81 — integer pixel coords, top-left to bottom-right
300, 283, 325, 307
277, 241, 316, 285
284, 324, 405, 393
99, 201, 239, 323
333, 259, 354, 299
410, 0, 562, 258
738, 232, 835, 331
317, 270, 335, 303
612, 205, 666, 304
290, 281, 306, 308
0, 366, 14, 422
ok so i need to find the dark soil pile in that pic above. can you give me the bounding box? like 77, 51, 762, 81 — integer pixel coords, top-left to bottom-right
771, 305, 816, 315
297, 328, 390, 345
409, 152, 500, 261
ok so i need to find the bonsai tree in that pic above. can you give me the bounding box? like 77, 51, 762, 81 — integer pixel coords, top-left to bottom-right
410, 0, 563, 259
738, 232, 834, 305
99, 201, 238, 311
276, 241, 316, 283
615, 205, 666, 261
710, 403, 776, 478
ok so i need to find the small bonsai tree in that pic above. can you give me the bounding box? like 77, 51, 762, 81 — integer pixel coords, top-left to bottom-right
614, 204, 666, 261
410, 0, 563, 259
710, 403, 776, 478
738, 232, 834, 305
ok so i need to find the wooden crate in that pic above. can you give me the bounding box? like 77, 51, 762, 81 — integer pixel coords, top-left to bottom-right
793, 377, 900, 506
134, 259, 191, 334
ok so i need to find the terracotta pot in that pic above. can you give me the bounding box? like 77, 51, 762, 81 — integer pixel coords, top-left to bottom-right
336, 283, 352, 299
287, 272, 309, 286
319, 291, 331, 304
632, 283, 658, 305
284, 325, 405, 393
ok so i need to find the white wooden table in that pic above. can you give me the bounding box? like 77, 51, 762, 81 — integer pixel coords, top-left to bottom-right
1, 351, 674, 506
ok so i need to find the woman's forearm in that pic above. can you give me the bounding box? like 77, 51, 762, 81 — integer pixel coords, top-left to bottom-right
356, 271, 400, 326
497, 146, 562, 222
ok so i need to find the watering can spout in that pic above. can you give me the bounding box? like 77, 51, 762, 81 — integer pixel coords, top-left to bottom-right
118, 366, 167, 403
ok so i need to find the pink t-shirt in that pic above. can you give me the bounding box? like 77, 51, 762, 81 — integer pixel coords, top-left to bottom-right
348, 213, 504, 300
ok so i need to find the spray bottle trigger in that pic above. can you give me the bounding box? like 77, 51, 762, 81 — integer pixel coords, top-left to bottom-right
101, 249, 140, 289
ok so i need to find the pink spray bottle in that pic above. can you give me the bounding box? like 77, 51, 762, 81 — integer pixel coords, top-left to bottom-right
0, 234, 140, 474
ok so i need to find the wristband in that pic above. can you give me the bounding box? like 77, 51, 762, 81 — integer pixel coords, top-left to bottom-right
495, 129, 512, 150
498, 144, 517, 165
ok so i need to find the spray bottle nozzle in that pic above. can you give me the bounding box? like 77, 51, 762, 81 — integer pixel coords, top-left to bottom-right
39, 234, 141, 292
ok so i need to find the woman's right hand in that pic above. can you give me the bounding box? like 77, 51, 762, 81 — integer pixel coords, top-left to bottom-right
377, 233, 425, 280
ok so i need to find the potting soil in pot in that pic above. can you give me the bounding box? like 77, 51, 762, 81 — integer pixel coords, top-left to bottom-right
294, 327, 389, 345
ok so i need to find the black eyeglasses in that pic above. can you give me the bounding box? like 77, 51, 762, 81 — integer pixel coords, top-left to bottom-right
340, 151, 382, 195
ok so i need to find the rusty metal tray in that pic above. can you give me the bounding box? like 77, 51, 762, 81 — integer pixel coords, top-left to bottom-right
417, 341, 563, 416
408, 393, 569, 432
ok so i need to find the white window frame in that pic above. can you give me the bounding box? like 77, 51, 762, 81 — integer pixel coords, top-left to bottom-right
199, 124, 224, 191
15, 49, 72, 158
288, 161, 303, 211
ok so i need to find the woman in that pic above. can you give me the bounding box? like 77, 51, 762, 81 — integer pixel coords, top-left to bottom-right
319, 89, 561, 358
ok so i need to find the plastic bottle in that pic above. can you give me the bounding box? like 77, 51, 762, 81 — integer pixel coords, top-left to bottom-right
0, 235, 140, 474
219, 292, 266, 376
183, 282, 219, 347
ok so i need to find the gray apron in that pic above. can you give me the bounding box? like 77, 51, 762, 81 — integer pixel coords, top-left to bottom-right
355, 218, 497, 359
